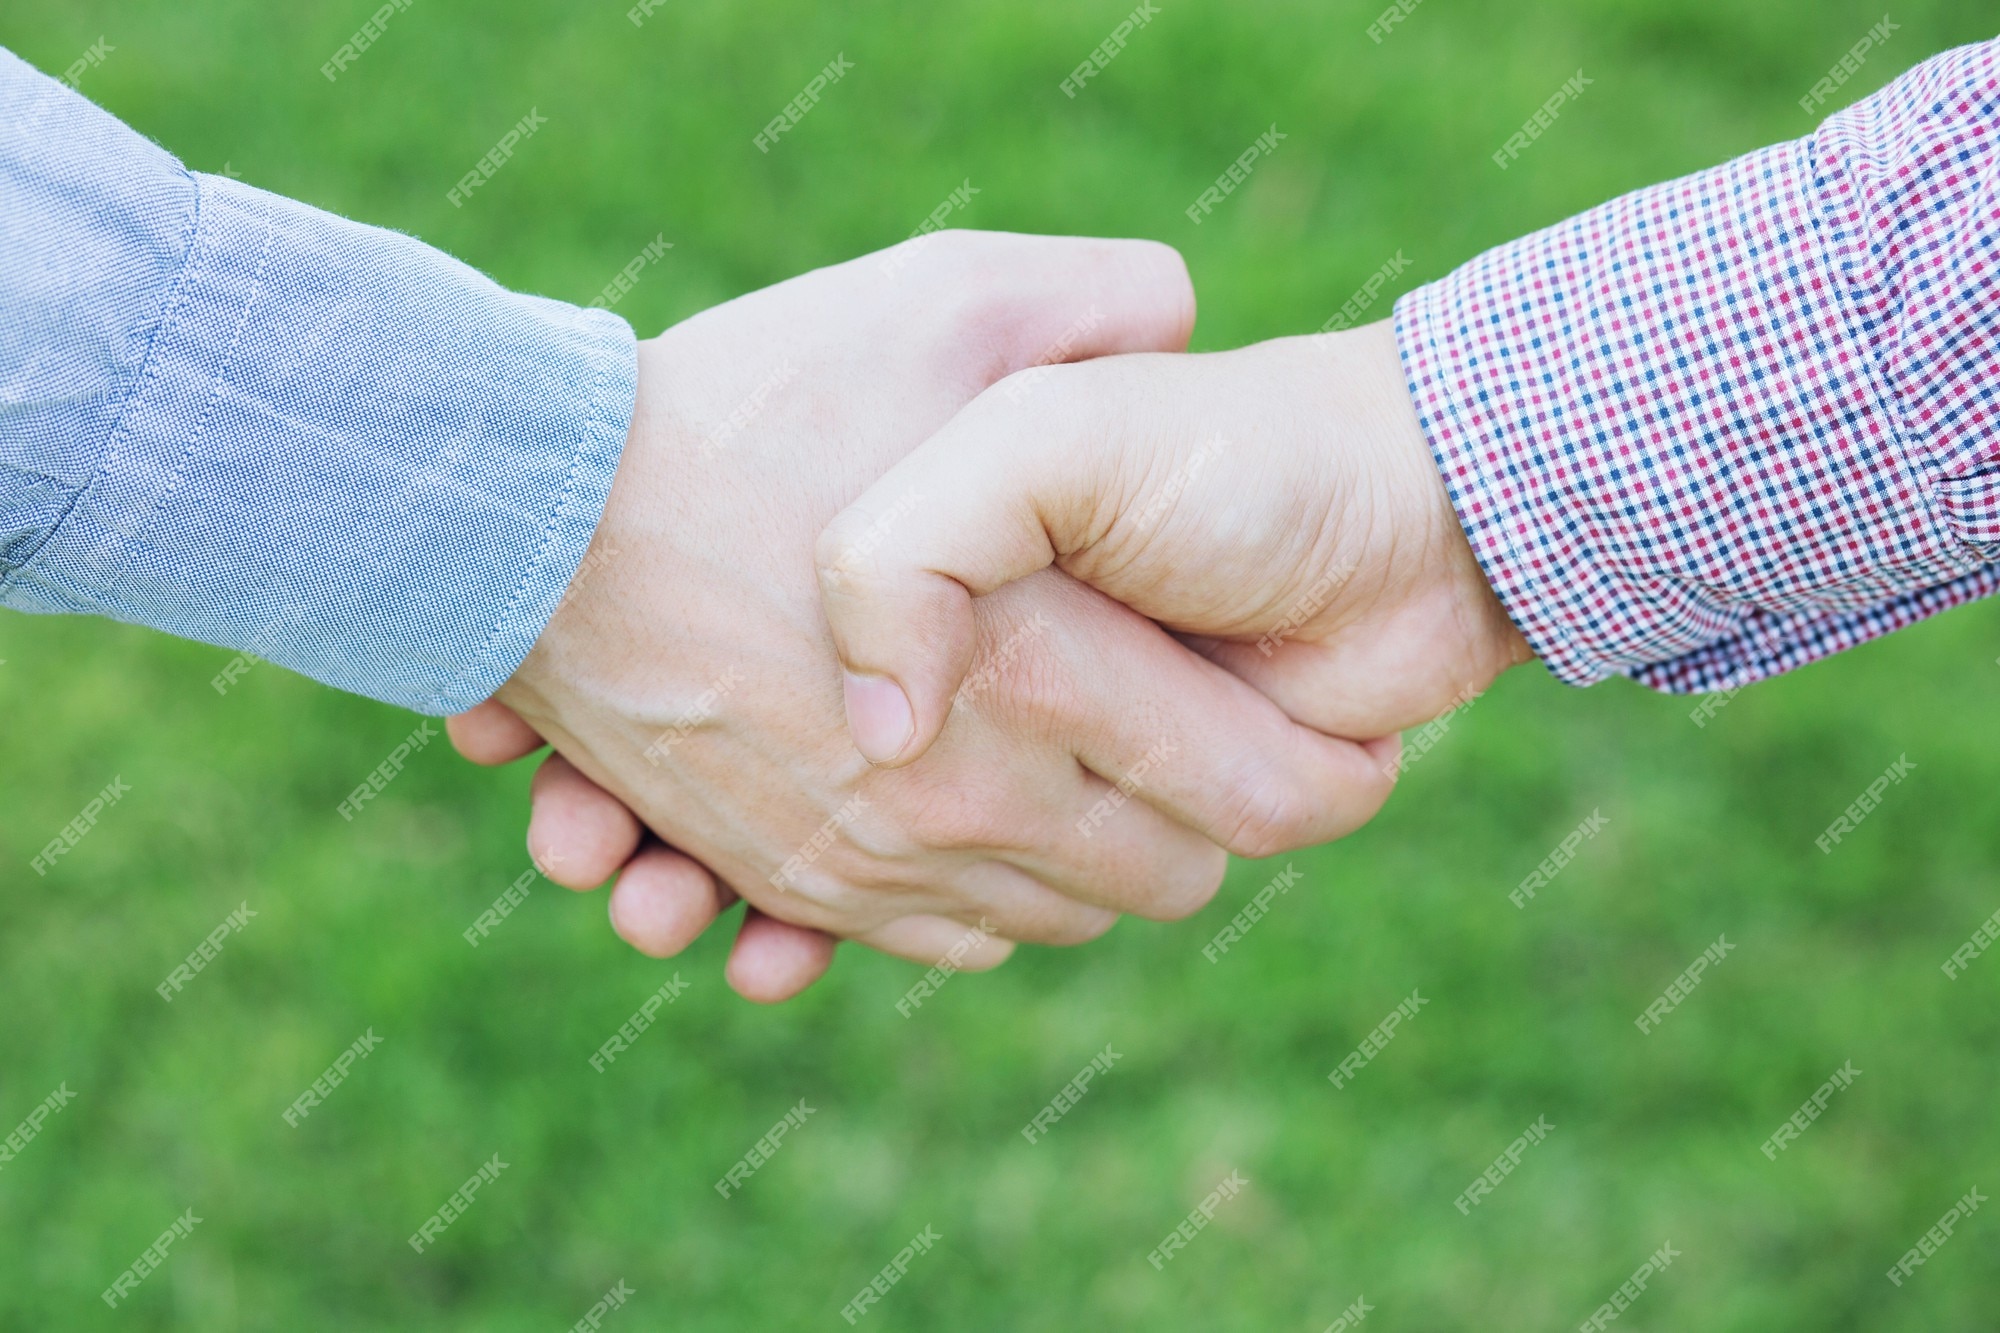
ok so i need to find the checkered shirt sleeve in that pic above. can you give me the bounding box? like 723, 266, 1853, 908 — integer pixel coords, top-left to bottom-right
1395, 39, 2000, 692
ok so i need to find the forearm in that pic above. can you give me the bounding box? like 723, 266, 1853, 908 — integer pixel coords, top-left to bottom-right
0, 46, 634, 714
1395, 39, 2000, 692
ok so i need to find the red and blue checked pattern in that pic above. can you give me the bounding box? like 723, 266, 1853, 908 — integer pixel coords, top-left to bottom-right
1395, 40, 2000, 693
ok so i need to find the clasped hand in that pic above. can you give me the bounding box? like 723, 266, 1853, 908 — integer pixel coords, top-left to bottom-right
448, 231, 1531, 1000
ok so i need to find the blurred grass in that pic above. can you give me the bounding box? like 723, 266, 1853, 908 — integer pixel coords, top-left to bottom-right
4, 0, 1999, 1328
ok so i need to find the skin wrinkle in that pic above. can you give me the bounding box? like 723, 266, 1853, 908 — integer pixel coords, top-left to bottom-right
501, 233, 1286, 962
822, 318, 1527, 770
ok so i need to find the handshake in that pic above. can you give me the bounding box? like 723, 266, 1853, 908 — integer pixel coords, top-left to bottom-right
450, 231, 1532, 1001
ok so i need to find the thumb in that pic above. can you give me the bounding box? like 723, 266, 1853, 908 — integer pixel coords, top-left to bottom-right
815, 357, 1167, 767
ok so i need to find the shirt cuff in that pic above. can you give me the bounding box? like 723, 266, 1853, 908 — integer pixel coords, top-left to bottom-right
5, 168, 635, 715
1392, 47, 2000, 693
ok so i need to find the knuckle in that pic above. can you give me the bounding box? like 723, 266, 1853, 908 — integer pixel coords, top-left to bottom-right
968, 610, 1080, 732
1130, 844, 1229, 922
765, 861, 886, 929
1215, 770, 1317, 860
813, 513, 879, 594
898, 780, 1007, 853
937, 277, 1016, 348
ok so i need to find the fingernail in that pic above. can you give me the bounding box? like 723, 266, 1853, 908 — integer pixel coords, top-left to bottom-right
843, 672, 914, 764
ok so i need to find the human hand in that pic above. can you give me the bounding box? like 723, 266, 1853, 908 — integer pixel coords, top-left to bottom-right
462, 234, 1400, 1001
815, 318, 1533, 768
445, 698, 842, 1003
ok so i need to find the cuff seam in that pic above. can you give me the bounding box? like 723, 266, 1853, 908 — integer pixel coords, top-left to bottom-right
1391, 292, 1608, 687
417, 327, 630, 715
93, 175, 279, 618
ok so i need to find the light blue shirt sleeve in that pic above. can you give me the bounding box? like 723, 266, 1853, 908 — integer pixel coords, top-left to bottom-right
0, 46, 635, 714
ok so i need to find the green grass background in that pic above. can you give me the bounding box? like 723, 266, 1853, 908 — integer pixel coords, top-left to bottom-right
4, 1, 1998, 1327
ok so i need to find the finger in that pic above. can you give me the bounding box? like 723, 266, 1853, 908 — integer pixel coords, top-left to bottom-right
851, 913, 1017, 971
931, 860, 1122, 948
527, 752, 645, 890
1003, 774, 1230, 924
891, 230, 1198, 371
446, 699, 547, 765
608, 843, 737, 958
726, 909, 839, 1004
1029, 577, 1398, 860
745, 844, 1111, 950
815, 355, 1147, 767
1195, 628, 1486, 740
900, 637, 1232, 922
1068, 632, 1398, 861
819, 235, 1201, 768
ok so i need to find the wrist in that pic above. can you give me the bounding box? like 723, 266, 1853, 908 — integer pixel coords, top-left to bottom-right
1336, 319, 1532, 703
